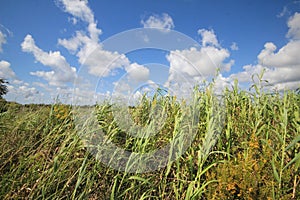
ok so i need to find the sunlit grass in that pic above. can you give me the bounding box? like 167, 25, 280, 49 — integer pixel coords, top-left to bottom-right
0, 79, 299, 199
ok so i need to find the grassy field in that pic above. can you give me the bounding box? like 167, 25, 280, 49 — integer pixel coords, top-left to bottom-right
0, 80, 299, 199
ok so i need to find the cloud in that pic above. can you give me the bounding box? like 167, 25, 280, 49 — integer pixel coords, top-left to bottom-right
0, 60, 16, 79
58, 31, 85, 52
58, 0, 128, 79
212, 74, 231, 94
258, 41, 300, 67
60, 32, 130, 78
4, 81, 42, 103
286, 12, 300, 40
164, 28, 235, 98
68, 17, 78, 25
167, 47, 231, 77
111, 63, 150, 101
87, 22, 102, 42
198, 29, 219, 47
112, 63, 150, 98
0, 31, 6, 53
57, 0, 102, 67
231, 13, 300, 91
83, 47, 130, 77
125, 63, 150, 82
113, 81, 131, 94
12, 79, 23, 85
57, 0, 101, 44
166, 29, 233, 88
19, 85, 39, 99
230, 42, 239, 51
57, 0, 94, 23
277, 6, 289, 18
58, 28, 104, 72
57, 0, 151, 105
58, 0, 149, 82
230, 64, 300, 90
141, 13, 175, 31
21, 34, 77, 86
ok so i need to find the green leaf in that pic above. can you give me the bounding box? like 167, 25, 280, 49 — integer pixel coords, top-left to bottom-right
271, 157, 280, 183
110, 177, 118, 200
285, 135, 300, 151
53, 156, 59, 173
283, 153, 300, 171
185, 181, 195, 200
192, 180, 218, 198
128, 176, 150, 185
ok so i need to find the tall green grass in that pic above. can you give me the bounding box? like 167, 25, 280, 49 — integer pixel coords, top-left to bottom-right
0, 80, 299, 199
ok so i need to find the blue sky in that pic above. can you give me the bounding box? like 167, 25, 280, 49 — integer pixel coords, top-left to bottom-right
0, 0, 300, 104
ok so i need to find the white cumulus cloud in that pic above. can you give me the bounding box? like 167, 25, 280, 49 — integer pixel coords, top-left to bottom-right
58, 0, 149, 84
18, 85, 39, 99
141, 13, 175, 31
231, 12, 300, 91
58, 31, 87, 52
258, 41, 300, 68
84, 48, 130, 77
166, 29, 233, 90
286, 12, 300, 40
57, 0, 102, 62
198, 29, 219, 47
57, 0, 95, 23
111, 63, 150, 101
0, 60, 16, 79
4, 81, 43, 103
58, 0, 129, 78
257, 12, 300, 88
125, 63, 150, 82
56, 0, 151, 105
21, 34, 77, 86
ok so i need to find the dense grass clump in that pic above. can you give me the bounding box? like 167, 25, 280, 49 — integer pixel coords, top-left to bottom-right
0, 81, 299, 199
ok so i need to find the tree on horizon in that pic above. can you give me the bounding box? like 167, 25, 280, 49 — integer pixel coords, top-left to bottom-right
0, 78, 8, 99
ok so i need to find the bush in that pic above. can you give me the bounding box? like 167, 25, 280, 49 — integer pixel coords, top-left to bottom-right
0, 99, 7, 113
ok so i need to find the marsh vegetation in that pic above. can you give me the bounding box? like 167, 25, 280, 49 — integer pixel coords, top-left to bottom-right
0, 79, 299, 199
